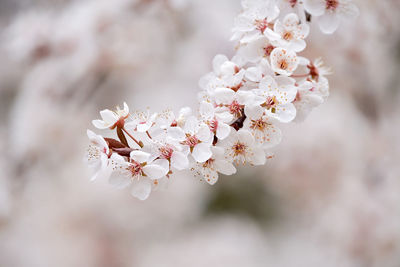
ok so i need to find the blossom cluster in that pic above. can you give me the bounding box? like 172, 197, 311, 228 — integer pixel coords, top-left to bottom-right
86, 0, 359, 200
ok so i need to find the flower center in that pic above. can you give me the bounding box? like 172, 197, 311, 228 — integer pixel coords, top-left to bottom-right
263, 96, 278, 113
208, 119, 219, 133
264, 45, 274, 56
326, 0, 339, 10
255, 19, 268, 33
278, 59, 288, 70
283, 31, 293, 41
233, 142, 246, 156
251, 119, 268, 131
228, 100, 243, 117
159, 145, 174, 159
202, 158, 215, 168
129, 160, 143, 177
184, 134, 199, 148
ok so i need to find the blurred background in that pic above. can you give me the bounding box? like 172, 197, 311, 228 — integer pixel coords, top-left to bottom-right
0, 0, 400, 266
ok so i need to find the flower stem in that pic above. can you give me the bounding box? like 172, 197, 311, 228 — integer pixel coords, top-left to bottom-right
122, 127, 143, 148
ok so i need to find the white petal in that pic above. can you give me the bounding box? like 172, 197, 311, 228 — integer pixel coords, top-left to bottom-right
202, 167, 219, 185
249, 147, 266, 166
192, 143, 212, 163
213, 54, 229, 74
100, 110, 118, 125
143, 162, 168, 180
237, 129, 255, 146
303, 0, 326, 16
245, 67, 263, 82
244, 105, 264, 120
199, 101, 215, 119
213, 88, 235, 104
130, 150, 150, 163
197, 124, 211, 142
318, 12, 340, 34
109, 172, 131, 189
167, 127, 186, 141
184, 116, 199, 135
92, 119, 109, 129
171, 151, 189, 170
214, 159, 237, 176
216, 123, 231, 140
131, 179, 152, 200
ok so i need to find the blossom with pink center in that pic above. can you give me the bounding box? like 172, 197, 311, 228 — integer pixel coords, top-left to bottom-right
244, 105, 282, 148
238, 36, 277, 63
167, 116, 212, 163
212, 88, 256, 121
231, 0, 280, 43
218, 129, 266, 165
266, 13, 310, 52
199, 101, 232, 140
253, 75, 298, 123
191, 146, 236, 185
108, 150, 169, 200
303, 0, 359, 34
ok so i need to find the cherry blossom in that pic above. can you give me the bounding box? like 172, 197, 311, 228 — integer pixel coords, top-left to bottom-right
92, 102, 129, 129
84, 0, 359, 199
270, 47, 299, 75
267, 13, 310, 52
243, 105, 282, 148
218, 129, 266, 166
191, 146, 236, 185
199, 101, 232, 140
109, 151, 169, 200
167, 116, 212, 163
85, 130, 112, 181
232, 0, 280, 43
303, 0, 359, 34
253, 75, 297, 123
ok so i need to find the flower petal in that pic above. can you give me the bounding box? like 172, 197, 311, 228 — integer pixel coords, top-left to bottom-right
109, 171, 131, 189
216, 123, 231, 140
171, 151, 189, 170
192, 143, 212, 163
130, 150, 150, 163
131, 178, 152, 200
214, 159, 237, 176
143, 161, 169, 180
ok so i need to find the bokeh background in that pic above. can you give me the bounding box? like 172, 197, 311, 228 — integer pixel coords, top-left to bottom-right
0, 0, 400, 266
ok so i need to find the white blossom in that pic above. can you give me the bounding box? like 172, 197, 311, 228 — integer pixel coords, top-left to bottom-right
109, 151, 169, 200
85, 130, 112, 181
243, 105, 282, 148
92, 102, 129, 129
253, 75, 297, 123
267, 13, 310, 52
199, 101, 232, 140
218, 129, 266, 166
232, 0, 280, 43
270, 47, 299, 76
191, 146, 236, 185
303, 0, 359, 34
84, 0, 358, 199
167, 116, 213, 163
